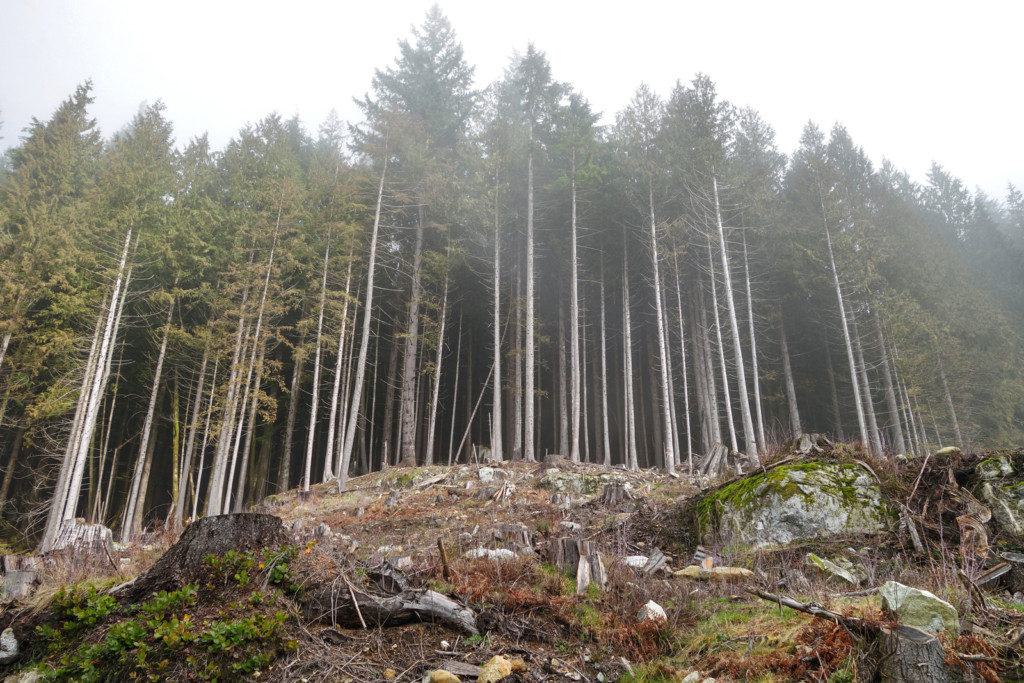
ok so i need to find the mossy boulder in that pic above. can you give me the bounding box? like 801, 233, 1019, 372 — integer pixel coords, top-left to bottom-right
879, 581, 959, 635
695, 461, 888, 546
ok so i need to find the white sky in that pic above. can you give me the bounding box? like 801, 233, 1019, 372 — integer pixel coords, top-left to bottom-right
2, 0, 1021, 198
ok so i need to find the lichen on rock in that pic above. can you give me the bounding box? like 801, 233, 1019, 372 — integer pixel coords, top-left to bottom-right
695, 461, 888, 547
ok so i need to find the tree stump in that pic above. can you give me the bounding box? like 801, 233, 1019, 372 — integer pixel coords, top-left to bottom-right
600, 484, 633, 505
494, 524, 532, 553
1, 555, 39, 601
552, 537, 606, 594
869, 625, 958, 682
47, 519, 114, 558
112, 513, 285, 601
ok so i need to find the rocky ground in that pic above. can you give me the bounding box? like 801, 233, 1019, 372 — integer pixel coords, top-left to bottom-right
2, 442, 1023, 681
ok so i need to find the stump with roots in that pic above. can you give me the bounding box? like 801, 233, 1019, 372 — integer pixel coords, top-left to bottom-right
111, 513, 285, 601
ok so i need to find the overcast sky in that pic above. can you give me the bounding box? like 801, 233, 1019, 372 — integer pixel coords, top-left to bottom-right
2, 0, 1021, 198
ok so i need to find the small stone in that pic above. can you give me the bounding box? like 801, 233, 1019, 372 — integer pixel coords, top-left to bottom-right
509, 657, 526, 673
636, 600, 667, 622
440, 639, 451, 650
477, 655, 512, 682
623, 555, 649, 568
426, 671, 461, 683
0, 627, 18, 664
681, 673, 701, 683
879, 581, 959, 635
804, 553, 861, 586
384, 668, 397, 679
464, 548, 515, 560
393, 556, 414, 571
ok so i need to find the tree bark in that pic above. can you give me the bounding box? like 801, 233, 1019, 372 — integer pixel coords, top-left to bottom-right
424, 277, 447, 465
491, 177, 503, 462
569, 173, 581, 463
524, 123, 536, 462
170, 337, 209, 527
278, 330, 304, 492
850, 312, 883, 457
742, 231, 767, 453
707, 235, 738, 455
673, 251, 694, 472
558, 295, 569, 457
825, 340, 845, 441
323, 255, 354, 480
599, 264, 612, 467
622, 238, 638, 471
933, 341, 963, 449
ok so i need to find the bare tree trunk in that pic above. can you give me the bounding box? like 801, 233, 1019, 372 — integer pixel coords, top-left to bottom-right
690, 290, 712, 455
850, 313, 883, 457
171, 338, 209, 526
92, 343, 124, 522
232, 339, 266, 511
100, 446, 120, 524
122, 297, 175, 542
398, 207, 425, 467
524, 124, 536, 462
513, 260, 523, 460
0, 332, 10, 377
824, 224, 869, 448
193, 359, 218, 518
43, 228, 133, 551
825, 340, 845, 441
672, 253, 693, 473
302, 238, 331, 492
491, 179, 503, 462
712, 178, 758, 467
278, 331, 304, 492
779, 311, 802, 437
205, 245, 257, 517
933, 341, 963, 449
334, 284, 361, 477
447, 313, 463, 466
569, 173, 581, 463
129, 400, 159, 538
707, 236, 738, 454
558, 295, 569, 457
424, 277, 448, 465
622, 240, 638, 471
599, 264, 612, 467
381, 329, 399, 468
742, 232, 767, 452
874, 311, 906, 454
647, 188, 675, 474
0, 427, 25, 517
581, 310, 591, 462
338, 155, 387, 488
323, 255, 354, 480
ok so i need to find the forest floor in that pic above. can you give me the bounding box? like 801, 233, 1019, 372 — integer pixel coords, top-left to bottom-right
3, 448, 1024, 681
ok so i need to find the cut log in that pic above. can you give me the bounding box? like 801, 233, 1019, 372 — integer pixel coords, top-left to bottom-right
112, 513, 284, 601
303, 584, 478, 635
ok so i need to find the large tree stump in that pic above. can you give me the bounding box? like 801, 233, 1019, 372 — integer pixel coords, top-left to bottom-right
869, 625, 960, 682
600, 484, 633, 505
112, 513, 284, 601
47, 519, 114, 557
552, 537, 606, 594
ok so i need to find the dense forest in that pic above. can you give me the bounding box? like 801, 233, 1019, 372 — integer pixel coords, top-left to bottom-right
1, 8, 1023, 549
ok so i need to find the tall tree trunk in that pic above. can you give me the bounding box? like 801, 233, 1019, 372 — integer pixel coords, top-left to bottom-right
672, 252, 693, 472
398, 207, 425, 467
742, 232, 767, 452
122, 297, 175, 542
447, 313, 463, 466
825, 340, 845, 441
171, 337, 210, 526
338, 155, 387, 487
850, 313, 883, 457
874, 311, 906, 455
381, 330, 400, 467
569, 172, 581, 463
192, 359, 218, 518
513, 259, 523, 460
424, 277, 448, 465
712, 178, 758, 467
690, 290, 713, 455
278, 330, 305, 492
489, 187, 503, 463
323, 255, 354, 480
92, 343, 124, 522
779, 311, 802, 437
707, 236, 738, 454
232, 339, 266, 512
824, 223, 869, 449
622, 239, 639, 471
0, 427, 25, 517
647, 187, 675, 474
933, 341, 963, 449
129, 397, 160, 538
302, 238, 331, 492
599, 264, 612, 467
524, 123, 536, 462
42, 228, 133, 551
558, 295, 569, 457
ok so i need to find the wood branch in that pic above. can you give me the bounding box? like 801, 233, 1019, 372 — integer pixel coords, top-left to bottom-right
746, 588, 871, 636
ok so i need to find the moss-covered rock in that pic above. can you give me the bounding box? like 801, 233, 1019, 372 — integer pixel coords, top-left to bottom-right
695, 461, 888, 547
879, 581, 959, 635
978, 455, 1015, 480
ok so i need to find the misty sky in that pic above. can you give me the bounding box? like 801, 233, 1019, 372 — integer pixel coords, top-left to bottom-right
2, 0, 1021, 198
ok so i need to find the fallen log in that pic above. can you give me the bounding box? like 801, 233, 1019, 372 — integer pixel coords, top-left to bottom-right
303, 582, 478, 635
